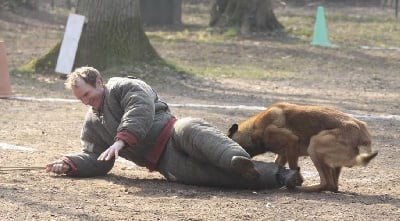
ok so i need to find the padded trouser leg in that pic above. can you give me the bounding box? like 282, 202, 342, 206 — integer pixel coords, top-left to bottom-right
157, 142, 284, 189
171, 117, 252, 172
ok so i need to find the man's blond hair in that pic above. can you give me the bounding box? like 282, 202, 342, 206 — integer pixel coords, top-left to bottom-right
65, 66, 101, 89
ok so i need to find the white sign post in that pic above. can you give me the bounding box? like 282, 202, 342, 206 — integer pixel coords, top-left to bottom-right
55, 14, 85, 75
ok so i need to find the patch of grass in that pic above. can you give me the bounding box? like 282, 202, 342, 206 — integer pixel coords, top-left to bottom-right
278, 8, 400, 48
326, 13, 400, 47
222, 28, 239, 38
178, 64, 300, 80
182, 1, 211, 27
153, 3, 400, 81
279, 13, 315, 41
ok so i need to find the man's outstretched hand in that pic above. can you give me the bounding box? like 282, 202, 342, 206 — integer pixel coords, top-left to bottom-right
97, 139, 125, 161
46, 160, 70, 174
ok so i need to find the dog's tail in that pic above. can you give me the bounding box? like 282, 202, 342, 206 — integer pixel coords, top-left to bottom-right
356, 151, 378, 166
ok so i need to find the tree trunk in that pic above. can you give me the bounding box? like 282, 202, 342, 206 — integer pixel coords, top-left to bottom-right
74, 0, 159, 70
140, 0, 182, 26
210, 0, 284, 34
20, 0, 160, 74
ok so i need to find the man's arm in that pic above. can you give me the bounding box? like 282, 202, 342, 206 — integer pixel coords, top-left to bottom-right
47, 151, 115, 177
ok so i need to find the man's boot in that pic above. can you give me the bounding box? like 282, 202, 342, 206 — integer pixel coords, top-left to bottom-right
278, 166, 303, 189
231, 156, 260, 180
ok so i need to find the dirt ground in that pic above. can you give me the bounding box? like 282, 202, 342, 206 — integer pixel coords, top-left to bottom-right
1, 1, 400, 221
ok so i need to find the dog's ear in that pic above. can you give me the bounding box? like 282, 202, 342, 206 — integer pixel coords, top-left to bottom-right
228, 124, 239, 137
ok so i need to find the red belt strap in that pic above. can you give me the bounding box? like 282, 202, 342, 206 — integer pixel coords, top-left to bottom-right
146, 117, 177, 171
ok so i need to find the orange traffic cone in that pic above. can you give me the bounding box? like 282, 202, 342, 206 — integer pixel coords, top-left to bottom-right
0, 41, 13, 98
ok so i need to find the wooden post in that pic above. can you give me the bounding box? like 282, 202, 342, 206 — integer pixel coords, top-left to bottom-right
0, 41, 13, 98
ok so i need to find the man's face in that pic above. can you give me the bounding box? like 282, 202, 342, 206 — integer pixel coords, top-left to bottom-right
72, 77, 104, 110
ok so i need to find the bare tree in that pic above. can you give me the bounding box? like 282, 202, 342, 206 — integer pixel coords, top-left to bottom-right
209, 0, 284, 34
21, 0, 160, 74
73, 0, 158, 69
140, 0, 182, 26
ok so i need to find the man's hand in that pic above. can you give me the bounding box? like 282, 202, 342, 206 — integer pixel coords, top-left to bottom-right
46, 160, 70, 174
97, 139, 125, 161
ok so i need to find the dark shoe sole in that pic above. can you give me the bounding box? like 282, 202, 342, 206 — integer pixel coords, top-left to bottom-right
231, 156, 260, 180
284, 169, 304, 189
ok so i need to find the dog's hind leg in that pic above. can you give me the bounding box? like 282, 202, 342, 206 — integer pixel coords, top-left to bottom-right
300, 161, 340, 192
301, 131, 341, 192
300, 160, 339, 192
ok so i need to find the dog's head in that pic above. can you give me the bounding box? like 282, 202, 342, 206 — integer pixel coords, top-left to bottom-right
228, 123, 261, 157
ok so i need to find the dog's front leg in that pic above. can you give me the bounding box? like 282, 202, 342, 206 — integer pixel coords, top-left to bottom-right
274, 154, 287, 166
286, 148, 300, 170
263, 125, 299, 170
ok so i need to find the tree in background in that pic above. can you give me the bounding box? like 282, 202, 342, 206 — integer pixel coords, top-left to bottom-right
209, 0, 285, 34
140, 0, 181, 26
20, 0, 160, 74
73, 0, 159, 69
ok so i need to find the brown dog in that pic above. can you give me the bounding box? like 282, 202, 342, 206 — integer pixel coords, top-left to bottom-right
228, 102, 378, 192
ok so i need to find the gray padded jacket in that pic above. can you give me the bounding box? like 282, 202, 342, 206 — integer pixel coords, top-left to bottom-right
63, 77, 176, 177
